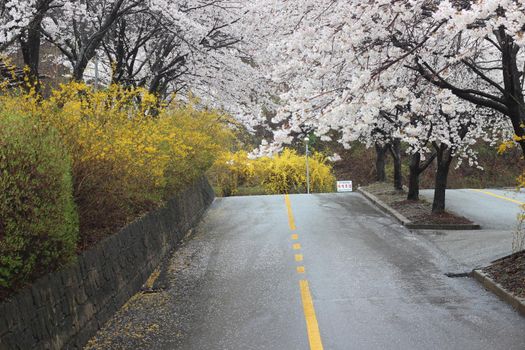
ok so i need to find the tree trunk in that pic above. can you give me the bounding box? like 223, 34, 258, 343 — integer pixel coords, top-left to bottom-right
389, 138, 402, 190
497, 27, 525, 155
20, 29, 40, 88
72, 54, 91, 81
407, 151, 437, 201
375, 143, 388, 182
432, 145, 453, 213
71, 0, 127, 81
407, 152, 421, 200
19, 8, 46, 90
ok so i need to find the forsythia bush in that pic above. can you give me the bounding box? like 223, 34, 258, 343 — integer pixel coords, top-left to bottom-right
0, 114, 78, 290
210, 149, 336, 195
208, 151, 255, 196
43, 84, 233, 245
0, 83, 233, 250
257, 149, 336, 194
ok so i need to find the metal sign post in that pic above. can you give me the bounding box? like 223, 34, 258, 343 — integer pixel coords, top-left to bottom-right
305, 136, 310, 194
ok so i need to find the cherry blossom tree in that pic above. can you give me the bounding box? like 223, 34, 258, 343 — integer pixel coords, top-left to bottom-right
0, 0, 39, 51
99, 1, 244, 96
343, 0, 525, 154
0, 0, 270, 121
41, 0, 145, 81
0, 0, 55, 85
73, 0, 268, 118
246, 0, 516, 211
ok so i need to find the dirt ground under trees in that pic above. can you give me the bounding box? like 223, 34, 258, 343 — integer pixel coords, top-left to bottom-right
362, 182, 474, 225
484, 251, 525, 299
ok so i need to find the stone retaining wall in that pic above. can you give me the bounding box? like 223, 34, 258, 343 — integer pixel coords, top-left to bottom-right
0, 177, 215, 350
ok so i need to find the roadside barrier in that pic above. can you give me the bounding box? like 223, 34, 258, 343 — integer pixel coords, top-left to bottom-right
0, 177, 215, 350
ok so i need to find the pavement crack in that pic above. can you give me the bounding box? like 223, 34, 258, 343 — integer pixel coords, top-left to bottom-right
444, 272, 472, 278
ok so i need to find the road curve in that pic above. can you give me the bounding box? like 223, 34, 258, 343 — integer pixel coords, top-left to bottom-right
420, 188, 525, 230
85, 193, 525, 350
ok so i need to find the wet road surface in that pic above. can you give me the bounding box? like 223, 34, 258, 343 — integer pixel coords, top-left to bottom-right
86, 193, 525, 350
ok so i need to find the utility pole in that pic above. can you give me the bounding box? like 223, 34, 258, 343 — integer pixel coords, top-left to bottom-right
305, 136, 310, 194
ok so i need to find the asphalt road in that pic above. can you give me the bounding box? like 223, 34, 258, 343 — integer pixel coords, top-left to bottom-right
418, 188, 524, 268
420, 188, 525, 230
86, 193, 525, 350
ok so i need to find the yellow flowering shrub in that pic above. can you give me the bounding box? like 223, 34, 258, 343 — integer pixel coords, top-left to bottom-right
210, 149, 336, 195
256, 149, 336, 194
208, 151, 256, 196
497, 135, 524, 155
162, 103, 235, 194
0, 83, 234, 247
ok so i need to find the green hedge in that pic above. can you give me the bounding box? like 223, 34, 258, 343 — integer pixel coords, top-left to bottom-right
0, 114, 78, 290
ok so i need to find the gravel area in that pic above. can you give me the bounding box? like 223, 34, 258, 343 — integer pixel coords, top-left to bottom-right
84, 233, 215, 349
362, 182, 474, 225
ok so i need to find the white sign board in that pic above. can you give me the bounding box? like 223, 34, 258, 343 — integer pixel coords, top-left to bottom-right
337, 181, 353, 192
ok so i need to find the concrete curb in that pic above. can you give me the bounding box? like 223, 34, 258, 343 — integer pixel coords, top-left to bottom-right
406, 223, 481, 230
357, 187, 411, 225
358, 187, 481, 230
472, 269, 525, 317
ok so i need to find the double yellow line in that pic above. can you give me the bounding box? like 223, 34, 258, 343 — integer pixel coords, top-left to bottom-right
284, 194, 324, 350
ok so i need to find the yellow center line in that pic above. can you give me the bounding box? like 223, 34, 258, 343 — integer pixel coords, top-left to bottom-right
299, 280, 324, 350
470, 189, 525, 206
285, 194, 297, 230
284, 194, 324, 350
